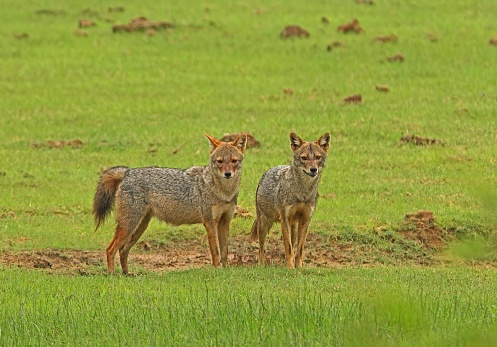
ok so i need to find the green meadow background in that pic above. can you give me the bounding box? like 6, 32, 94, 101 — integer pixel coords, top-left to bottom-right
1, 0, 496, 345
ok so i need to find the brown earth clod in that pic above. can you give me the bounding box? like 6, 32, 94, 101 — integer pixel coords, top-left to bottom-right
108, 6, 125, 13
337, 19, 363, 34
13, 33, 29, 40
375, 85, 390, 92
234, 205, 253, 219
342, 94, 362, 104
283, 88, 294, 95
374, 34, 398, 43
113, 17, 174, 33
400, 134, 443, 146
280, 25, 310, 38
221, 132, 260, 148
33, 139, 85, 149
387, 52, 405, 62
326, 41, 344, 51
79, 19, 96, 28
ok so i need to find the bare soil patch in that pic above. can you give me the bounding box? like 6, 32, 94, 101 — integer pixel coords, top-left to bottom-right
0, 211, 478, 274
0, 232, 441, 275
398, 210, 450, 250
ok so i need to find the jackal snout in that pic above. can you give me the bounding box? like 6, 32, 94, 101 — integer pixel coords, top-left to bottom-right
216, 156, 241, 179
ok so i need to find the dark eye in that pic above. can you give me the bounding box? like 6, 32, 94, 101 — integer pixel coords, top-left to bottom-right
315, 156, 321, 160
231, 159, 238, 164
217, 159, 223, 164
301, 156, 308, 161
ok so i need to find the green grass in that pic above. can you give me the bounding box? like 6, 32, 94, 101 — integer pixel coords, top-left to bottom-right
1, 267, 497, 346
1, 0, 497, 345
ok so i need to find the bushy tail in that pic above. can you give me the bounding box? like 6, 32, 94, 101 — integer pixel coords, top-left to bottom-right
92, 166, 129, 230
250, 218, 259, 242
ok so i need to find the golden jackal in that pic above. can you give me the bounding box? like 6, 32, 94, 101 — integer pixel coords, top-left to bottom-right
250, 132, 330, 268
92, 133, 247, 274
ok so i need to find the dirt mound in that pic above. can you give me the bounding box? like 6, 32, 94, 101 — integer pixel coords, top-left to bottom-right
337, 19, 363, 34
398, 210, 449, 250
32, 139, 85, 149
280, 25, 310, 38
400, 134, 443, 146
342, 94, 362, 104
113, 17, 174, 33
220, 132, 260, 148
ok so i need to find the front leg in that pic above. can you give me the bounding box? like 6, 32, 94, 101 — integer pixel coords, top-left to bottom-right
295, 210, 313, 269
203, 221, 221, 268
280, 211, 295, 269
217, 213, 232, 267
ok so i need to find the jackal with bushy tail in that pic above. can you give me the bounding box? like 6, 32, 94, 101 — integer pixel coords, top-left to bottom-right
92, 133, 247, 274
250, 132, 330, 268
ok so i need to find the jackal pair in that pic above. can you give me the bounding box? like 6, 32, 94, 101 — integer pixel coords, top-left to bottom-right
92, 132, 330, 273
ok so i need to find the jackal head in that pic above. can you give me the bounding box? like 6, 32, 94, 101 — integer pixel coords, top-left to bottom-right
205, 133, 247, 179
290, 132, 330, 178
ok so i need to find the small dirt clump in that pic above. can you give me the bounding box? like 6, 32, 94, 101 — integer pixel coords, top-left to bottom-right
337, 19, 363, 34
342, 94, 362, 104
221, 132, 260, 148
374, 34, 397, 43
113, 17, 174, 33
280, 25, 310, 38
400, 134, 443, 146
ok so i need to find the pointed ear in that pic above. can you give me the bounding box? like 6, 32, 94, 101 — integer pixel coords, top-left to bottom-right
205, 134, 221, 153
290, 132, 304, 152
232, 133, 247, 153
315, 132, 330, 152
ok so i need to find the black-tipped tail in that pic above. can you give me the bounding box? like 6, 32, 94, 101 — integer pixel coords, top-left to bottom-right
92, 166, 129, 230
250, 218, 259, 242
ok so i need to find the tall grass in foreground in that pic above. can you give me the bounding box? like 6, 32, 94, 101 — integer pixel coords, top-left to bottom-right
1, 267, 496, 346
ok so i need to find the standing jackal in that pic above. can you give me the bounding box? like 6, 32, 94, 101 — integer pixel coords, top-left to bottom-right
92, 133, 247, 274
250, 132, 330, 268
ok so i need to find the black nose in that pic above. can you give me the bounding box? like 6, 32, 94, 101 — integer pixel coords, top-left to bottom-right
224, 171, 232, 177
310, 167, 317, 173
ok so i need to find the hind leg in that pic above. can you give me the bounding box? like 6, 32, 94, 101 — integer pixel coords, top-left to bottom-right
106, 224, 130, 274
119, 212, 152, 274
257, 215, 273, 266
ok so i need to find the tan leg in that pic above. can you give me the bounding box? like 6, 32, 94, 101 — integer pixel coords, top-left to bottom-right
291, 221, 298, 249
119, 213, 152, 274
280, 214, 295, 269
217, 214, 231, 267
106, 225, 130, 274
295, 217, 311, 269
203, 221, 221, 267
257, 216, 272, 266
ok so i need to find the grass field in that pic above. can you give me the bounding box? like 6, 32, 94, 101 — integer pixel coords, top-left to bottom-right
1, 267, 497, 346
1, 0, 497, 345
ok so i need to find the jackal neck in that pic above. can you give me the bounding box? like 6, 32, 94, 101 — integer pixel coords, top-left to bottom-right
290, 165, 321, 200
207, 170, 241, 203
